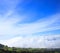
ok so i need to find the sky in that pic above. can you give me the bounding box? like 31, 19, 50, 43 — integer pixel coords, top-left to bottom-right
0, 0, 60, 48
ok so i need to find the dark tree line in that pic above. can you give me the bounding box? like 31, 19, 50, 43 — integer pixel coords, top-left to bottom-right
0, 44, 60, 53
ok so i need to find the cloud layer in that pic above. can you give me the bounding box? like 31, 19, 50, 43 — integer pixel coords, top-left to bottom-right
0, 35, 60, 48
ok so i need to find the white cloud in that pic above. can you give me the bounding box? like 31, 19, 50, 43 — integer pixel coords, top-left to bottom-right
0, 35, 60, 48
0, 13, 60, 36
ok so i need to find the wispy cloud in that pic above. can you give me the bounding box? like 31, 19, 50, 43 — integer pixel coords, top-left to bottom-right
0, 13, 60, 36
0, 0, 21, 10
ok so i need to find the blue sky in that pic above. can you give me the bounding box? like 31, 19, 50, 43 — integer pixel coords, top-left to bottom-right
0, 0, 60, 48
